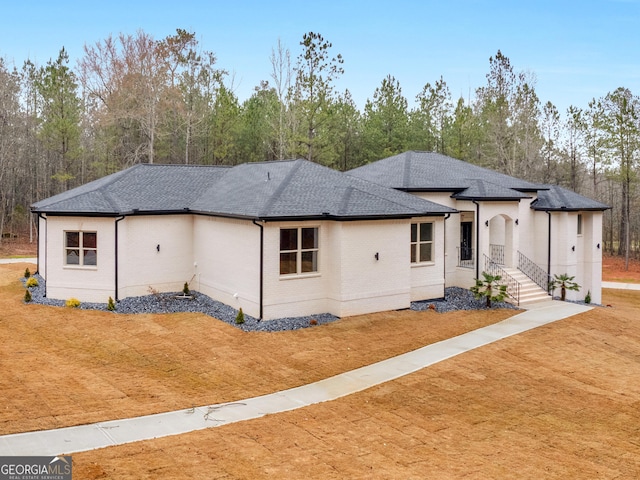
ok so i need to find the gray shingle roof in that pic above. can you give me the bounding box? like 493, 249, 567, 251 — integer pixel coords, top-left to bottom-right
349, 151, 608, 210
32, 160, 456, 219
348, 151, 542, 196
531, 185, 610, 211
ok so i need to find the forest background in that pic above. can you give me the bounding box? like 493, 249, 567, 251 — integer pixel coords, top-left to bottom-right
0, 29, 637, 265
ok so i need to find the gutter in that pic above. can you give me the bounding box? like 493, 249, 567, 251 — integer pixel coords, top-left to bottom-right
472, 200, 481, 279
546, 211, 552, 291
443, 213, 451, 285
252, 219, 264, 320
114, 216, 125, 301
37, 214, 47, 295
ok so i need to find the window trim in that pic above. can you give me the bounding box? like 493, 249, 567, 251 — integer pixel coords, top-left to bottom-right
411, 222, 434, 265
64, 230, 98, 267
279, 226, 319, 277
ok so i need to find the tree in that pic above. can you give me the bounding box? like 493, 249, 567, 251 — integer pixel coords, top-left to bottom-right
0, 58, 23, 242
540, 101, 560, 184
563, 106, 585, 192
475, 51, 542, 176
35, 47, 82, 192
326, 89, 361, 171
292, 32, 344, 163
361, 75, 409, 162
269, 38, 293, 160
550, 273, 580, 301
600, 88, 639, 267
412, 76, 452, 153
80, 30, 173, 166
470, 272, 508, 307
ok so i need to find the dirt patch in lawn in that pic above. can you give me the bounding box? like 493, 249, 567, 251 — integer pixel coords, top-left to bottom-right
603, 253, 640, 283
0, 262, 515, 435
68, 288, 640, 479
4, 254, 640, 478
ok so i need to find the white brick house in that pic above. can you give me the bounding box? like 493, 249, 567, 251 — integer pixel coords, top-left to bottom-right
32, 152, 608, 320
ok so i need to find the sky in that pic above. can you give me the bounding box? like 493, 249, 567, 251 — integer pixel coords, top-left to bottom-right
1, 0, 639, 115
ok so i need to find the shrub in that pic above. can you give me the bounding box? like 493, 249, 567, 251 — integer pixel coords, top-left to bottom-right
235, 308, 245, 324
585, 290, 591, 304
24, 268, 31, 278
24, 289, 32, 303
183, 282, 190, 296
26, 277, 38, 288
470, 272, 508, 307
107, 296, 116, 311
66, 298, 81, 308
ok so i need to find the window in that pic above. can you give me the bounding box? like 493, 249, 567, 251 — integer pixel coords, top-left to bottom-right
411, 222, 433, 263
280, 227, 318, 275
65, 231, 97, 266
577, 214, 583, 235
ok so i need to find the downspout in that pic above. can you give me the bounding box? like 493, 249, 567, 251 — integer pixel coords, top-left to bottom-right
37, 213, 47, 296
252, 219, 264, 320
443, 213, 451, 285
546, 210, 552, 291
114, 216, 125, 301
472, 200, 480, 279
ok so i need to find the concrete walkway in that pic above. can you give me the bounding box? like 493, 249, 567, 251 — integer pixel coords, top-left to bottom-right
603, 281, 640, 291
0, 300, 592, 456
0, 257, 37, 264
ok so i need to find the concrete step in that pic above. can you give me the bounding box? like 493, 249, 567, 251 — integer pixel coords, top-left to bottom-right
501, 267, 551, 306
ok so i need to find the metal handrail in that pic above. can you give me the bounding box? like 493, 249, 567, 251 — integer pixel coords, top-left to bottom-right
457, 247, 474, 268
490, 244, 505, 265
483, 254, 521, 305
518, 251, 551, 292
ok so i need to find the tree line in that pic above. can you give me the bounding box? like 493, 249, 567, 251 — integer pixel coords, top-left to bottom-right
0, 29, 638, 265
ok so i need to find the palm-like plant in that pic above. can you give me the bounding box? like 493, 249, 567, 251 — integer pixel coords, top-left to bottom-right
550, 273, 580, 301
470, 272, 508, 307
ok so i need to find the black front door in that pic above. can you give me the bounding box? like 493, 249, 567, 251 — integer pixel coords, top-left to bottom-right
460, 222, 473, 261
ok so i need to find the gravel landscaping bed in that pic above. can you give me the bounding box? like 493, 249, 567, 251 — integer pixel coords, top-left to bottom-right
23, 275, 518, 332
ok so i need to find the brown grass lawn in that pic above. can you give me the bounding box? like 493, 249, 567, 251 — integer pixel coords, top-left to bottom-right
2, 257, 640, 478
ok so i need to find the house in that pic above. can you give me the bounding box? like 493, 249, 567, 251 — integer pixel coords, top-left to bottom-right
348, 151, 609, 305
31, 152, 608, 320
31, 159, 455, 320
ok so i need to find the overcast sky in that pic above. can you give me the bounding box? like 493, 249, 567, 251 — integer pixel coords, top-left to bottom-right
2, 0, 638, 115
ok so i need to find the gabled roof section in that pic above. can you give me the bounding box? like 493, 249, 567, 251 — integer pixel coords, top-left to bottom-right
32, 160, 456, 220
348, 151, 543, 198
531, 185, 610, 211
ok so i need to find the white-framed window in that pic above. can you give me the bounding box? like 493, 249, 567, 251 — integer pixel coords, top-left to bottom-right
65, 231, 97, 266
577, 214, 583, 235
411, 222, 433, 263
280, 227, 318, 275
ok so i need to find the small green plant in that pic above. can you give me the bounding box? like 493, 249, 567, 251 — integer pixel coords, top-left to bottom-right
182, 282, 190, 296
470, 271, 508, 308
24, 289, 32, 303
550, 273, 580, 301
585, 290, 591, 304
66, 298, 81, 308
24, 268, 31, 278
107, 296, 116, 311
26, 277, 39, 288
235, 308, 245, 324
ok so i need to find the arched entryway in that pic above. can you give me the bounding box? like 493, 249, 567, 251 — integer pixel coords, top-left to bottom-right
488, 214, 515, 268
